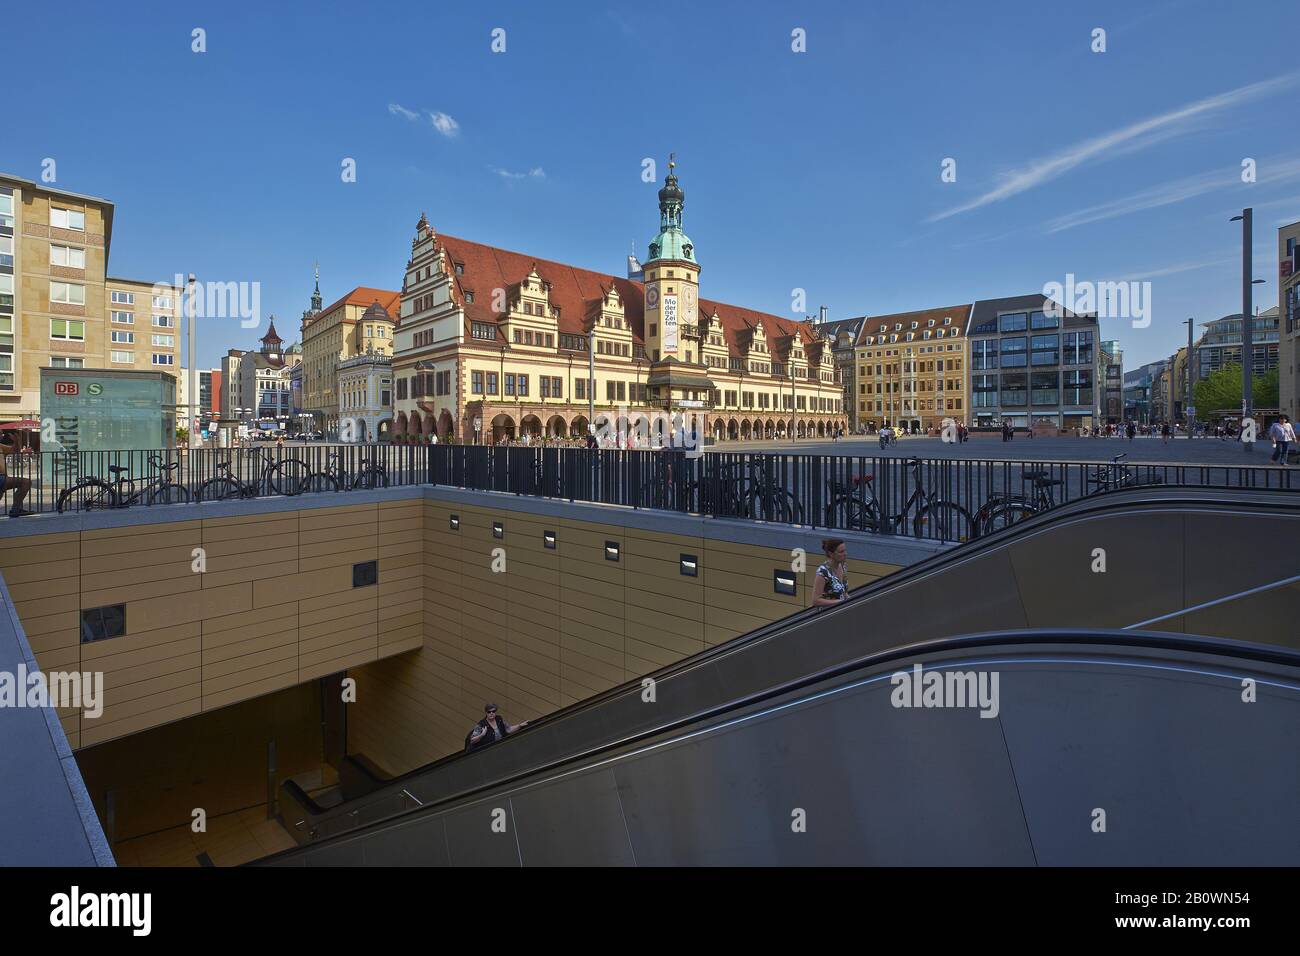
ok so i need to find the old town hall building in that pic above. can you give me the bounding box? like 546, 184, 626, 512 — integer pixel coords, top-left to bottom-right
392, 163, 846, 444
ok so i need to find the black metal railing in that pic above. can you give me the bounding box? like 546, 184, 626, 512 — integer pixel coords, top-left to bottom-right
429, 446, 1298, 541
6, 443, 1295, 542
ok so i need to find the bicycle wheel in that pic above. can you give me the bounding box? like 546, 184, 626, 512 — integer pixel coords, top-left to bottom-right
56, 479, 118, 513
269, 459, 310, 496
980, 502, 1036, 535
301, 472, 340, 494
827, 497, 878, 533
148, 483, 192, 506
913, 500, 976, 542
351, 467, 388, 490
196, 476, 244, 503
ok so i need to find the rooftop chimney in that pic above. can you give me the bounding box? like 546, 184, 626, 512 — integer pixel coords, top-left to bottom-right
818, 306, 828, 325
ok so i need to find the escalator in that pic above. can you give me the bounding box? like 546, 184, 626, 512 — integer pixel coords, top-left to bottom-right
263, 486, 1300, 865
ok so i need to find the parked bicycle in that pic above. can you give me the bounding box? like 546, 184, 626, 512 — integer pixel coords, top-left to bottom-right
700, 455, 805, 524
1086, 453, 1164, 494
300, 451, 389, 493
970, 468, 1064, 534
56, 454, 191, 513
195, 449, 311, 502
824, 457, 974, 541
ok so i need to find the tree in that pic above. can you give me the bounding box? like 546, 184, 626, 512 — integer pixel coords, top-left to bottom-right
1194, 363, 1279, 414
175, 426, 189, 445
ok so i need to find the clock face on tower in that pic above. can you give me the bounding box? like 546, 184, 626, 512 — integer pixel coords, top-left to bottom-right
646, 286, 660, 309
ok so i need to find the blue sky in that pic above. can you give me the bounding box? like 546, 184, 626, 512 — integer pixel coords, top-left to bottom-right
4, 0, 1297, 371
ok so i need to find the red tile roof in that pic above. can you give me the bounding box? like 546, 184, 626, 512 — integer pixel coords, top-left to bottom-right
435, 234, 828, 362
310, 286, 401, 326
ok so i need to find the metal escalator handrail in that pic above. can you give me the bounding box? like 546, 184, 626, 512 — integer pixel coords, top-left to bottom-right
288, 485, 1300, 830
1125, 572, 1300, 630
261, 625, 1300, 862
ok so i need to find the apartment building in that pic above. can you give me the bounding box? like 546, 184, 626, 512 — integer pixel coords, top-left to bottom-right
854, 305, 970, 432
1279, 220, 1300, 421
0, 173, 180, 419
298, 274, 398, 435
392, 165, 845, 444
105, 277, 181, 378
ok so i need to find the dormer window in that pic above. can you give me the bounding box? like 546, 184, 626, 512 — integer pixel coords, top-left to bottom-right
927, 319, 935, 327
944, 316, 952, 325
464, 291, 475, 303
910, 322, 919, 330
454, 262, 464, 275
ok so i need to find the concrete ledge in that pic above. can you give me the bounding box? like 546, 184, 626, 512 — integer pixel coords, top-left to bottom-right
0, 573, 114, 866
421, 485, 950, 565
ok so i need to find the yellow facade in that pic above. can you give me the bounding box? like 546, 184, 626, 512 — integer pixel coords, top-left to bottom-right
855, 308, 969, 431
104, 277, 181, 381
300, 288, 397, 432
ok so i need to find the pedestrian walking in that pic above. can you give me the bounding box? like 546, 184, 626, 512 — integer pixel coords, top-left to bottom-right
1161, 422, 1171, 445
1270, 415, 1295, 464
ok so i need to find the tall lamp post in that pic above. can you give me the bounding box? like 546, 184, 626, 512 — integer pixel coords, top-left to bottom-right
1230, 208, 1267, 449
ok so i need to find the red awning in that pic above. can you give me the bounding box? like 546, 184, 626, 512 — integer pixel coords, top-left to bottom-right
0, 420, 40, 430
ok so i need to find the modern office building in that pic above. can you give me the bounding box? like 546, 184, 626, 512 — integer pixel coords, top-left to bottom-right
1195, 309, 1280, 381
1101, 340, 1124, 423
299, 275, 398, 436
854, 305, 970, 432
966, 293, 1101, 433
1123, 359, 1166, 425
1278, 220, 1300, 422
393, 165, 845, 444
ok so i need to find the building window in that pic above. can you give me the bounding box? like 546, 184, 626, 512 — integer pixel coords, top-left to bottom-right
80, 604, 126, 643
998, 312, 1028, 333
454, 262, 464, 275
0, 191, 12, 228
1000, 372, 1028, 407
1064, 369, 1093, 405
110, 350, 134, 363
472, 322, 495, 341
152, 334, 175, 347
575, 378, 586, 400
50, 318, 85, 341
111, 311, 134, 324
49, 244, 85, 269
486, 372, 498, 395
110, 291, 135, 305
111, 330, 134, 344
49, 282, 86, 306
550, 376, 561, 398
1030, 371, 1059, 405
1030, 334, 1059, 366
153, 314, 174, 328
51, 207, 86, 231
50, 357, 84, 369
464, 291, 474, 303
504, 373, 516, 396
1000, 337, 1027, 367
518, 375, 529, 397
1064, 331, 1094, 366
1030, 309, 1058, 330
153, 353, 174, 366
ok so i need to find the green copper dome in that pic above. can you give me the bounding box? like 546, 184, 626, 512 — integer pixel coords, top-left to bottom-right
646, 161, 695, 264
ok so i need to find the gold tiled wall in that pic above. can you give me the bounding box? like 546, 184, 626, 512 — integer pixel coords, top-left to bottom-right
346, 499, 902, 777
0, 500, 422, 750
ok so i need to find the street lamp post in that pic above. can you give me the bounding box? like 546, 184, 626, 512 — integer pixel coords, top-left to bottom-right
587, 327, 595, 438
1230, 209, 1268, 449
186, 274, 198, 449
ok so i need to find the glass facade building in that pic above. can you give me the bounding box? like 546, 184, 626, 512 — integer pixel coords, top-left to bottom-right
40, 368, 175, 482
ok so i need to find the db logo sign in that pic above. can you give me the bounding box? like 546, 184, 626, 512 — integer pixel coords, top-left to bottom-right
54, 381, 79, 396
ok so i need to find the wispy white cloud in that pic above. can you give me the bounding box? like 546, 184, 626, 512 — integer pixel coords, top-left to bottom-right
428, 111, 460, 137
1115, 253, 1236, 282
1045, 157, 1300, 233
927, 72, 1300, 222
387, 103, 419, 121
492, 166, 546, 181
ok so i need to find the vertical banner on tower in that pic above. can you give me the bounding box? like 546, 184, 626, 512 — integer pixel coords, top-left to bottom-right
662, 293, 679, 355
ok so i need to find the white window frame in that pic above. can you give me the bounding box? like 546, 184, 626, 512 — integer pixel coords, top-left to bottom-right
111, 311, 134, 324
50, 207, 86, 231
49, 282, 86, 306
152, 296, 173, 309
152, 353, 174, 366
50, 357, 85, 369
111, 330, 134, 344
111, 291, 135, 305
110, 350, 134, 364
151, 334, 175, 347
49, 244, 86, 269
50, 318, 86, 341
0, 193, 13, 227
153, 314, 174, 328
